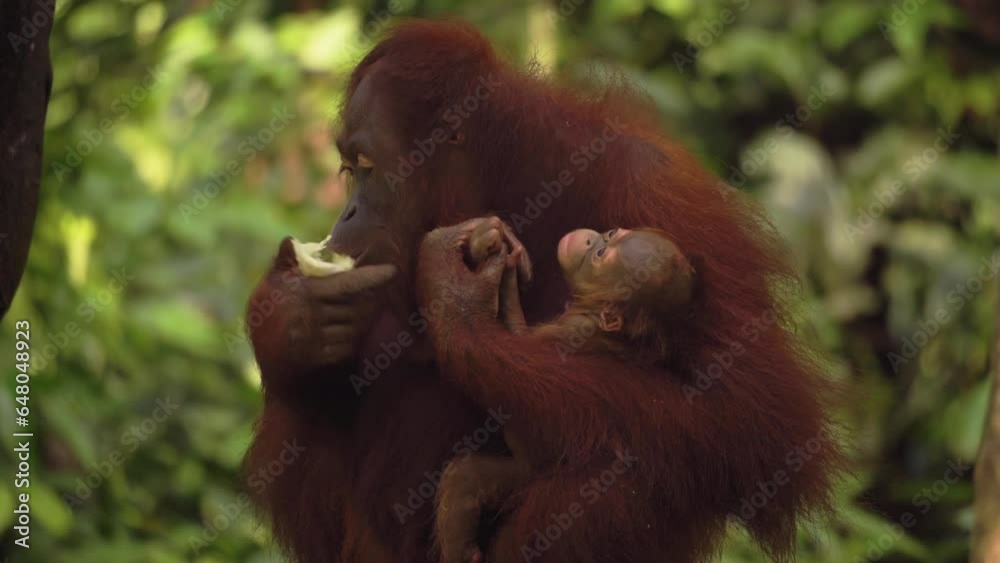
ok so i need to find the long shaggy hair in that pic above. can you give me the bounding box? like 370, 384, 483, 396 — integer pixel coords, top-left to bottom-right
246, 19, 847, 563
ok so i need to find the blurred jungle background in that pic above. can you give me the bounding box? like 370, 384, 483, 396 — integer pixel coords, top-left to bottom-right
2, 0, 999, 561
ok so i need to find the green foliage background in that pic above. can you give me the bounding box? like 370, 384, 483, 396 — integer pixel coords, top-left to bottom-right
2, 0, 999, 561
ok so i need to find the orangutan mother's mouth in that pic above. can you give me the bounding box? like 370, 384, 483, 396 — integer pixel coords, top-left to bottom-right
337, 237, 399, 268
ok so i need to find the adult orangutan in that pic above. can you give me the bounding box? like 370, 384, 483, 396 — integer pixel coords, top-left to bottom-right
244, 20, 844, 563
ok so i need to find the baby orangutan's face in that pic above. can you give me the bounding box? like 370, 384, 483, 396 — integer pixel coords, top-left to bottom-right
557, 227, 692, 308
559, 228, 624, 285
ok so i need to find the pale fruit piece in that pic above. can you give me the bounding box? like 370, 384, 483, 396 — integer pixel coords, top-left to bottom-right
291, 236, 355, 277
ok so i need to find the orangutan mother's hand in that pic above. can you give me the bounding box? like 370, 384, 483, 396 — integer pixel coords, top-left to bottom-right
464, 217, 532, 287
248, 237, 397, 391
416, 217, 528, 325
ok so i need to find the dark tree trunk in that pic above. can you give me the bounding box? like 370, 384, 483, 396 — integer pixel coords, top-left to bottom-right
0, 0, 52, 319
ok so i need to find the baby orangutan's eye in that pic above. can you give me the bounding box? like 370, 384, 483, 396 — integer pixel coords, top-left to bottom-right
608, 228, 618, 238
596, 247, 607, 258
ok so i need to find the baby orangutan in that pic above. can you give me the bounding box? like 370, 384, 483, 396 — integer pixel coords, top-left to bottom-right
433, 222, 696, 563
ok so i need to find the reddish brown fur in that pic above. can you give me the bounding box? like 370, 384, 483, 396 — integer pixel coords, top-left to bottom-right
245, 19, 845, 563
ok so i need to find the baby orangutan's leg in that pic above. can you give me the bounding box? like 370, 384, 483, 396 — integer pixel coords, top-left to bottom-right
435, 453, 532, 563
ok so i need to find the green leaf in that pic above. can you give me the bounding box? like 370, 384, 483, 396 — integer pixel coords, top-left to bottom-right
43, 396, 100, 466
821, 3, 880, 50
0, 483, 13, 531
882, 3, 930, 61
279, 9, 362, 72
131, 299, 222, 357
135, 2, 167, 44
843, 506, 931, 560
32, 483, 74, 536
592, 0, 647, 22
939, 380, 990, 461
856, 58, 911, 107
650, 0, 693, 18
965, 76, 999, 117
66, 3, 127, 41
932, 153, 1000, 201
